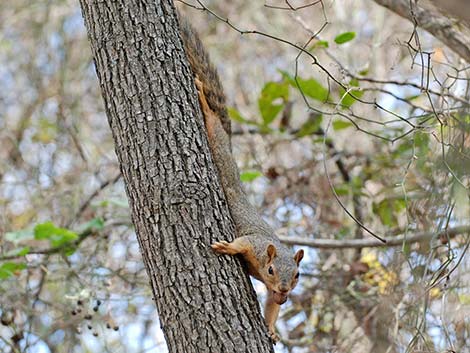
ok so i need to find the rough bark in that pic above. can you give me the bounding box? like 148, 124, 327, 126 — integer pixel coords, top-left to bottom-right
78, 1, 274, 352
372, 0, 470, 61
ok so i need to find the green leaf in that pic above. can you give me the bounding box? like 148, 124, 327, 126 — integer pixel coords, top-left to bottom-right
373, 200, 394, 227
334, 32, 356, 44
350, 176, 364, 194
5, 229, 34, 244
373, 199, 405, 227
4, 247, 30, 257
394, 198, 407, 212
309, 40, 329, 51
228, 107, 246, 123
334, 185, 349, 196
312, 136, 333, 145
293, 78, 329, 101
259, 103, 283, 126
358, 68, 369, 76
64, 247, 77, 257
34, 221, 78, 248
228, 107, 252, 125
0, 262, 27, 279
332, 120, 353, 131
297, 115, 323, 137
258, 81, 289, 125
16, 247, 30, 256
280, 71, 329, 102
240, 170, 263, 183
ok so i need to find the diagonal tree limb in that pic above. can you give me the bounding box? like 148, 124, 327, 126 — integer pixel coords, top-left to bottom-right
430, 0, 470, 24
372, 0, 470, 61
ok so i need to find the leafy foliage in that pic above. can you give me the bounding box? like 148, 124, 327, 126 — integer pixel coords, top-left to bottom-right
34, 221, 78, 248
281, 70, 329, 101
332, 120, 353, 131
296, 114, 323, 137
0, 262, 27, 280
258, 81, 289, 126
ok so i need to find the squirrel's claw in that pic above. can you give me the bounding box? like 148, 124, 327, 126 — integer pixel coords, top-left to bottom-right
211, 241, 232, 254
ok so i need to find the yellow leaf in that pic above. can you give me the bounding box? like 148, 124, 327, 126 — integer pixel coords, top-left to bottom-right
429, 287, 441, 299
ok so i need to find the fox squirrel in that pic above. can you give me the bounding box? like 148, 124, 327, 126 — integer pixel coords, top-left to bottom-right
179, 16, 304, 343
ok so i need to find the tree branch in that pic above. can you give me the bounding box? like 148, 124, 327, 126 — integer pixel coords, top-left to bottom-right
279, 225, 470, 249
372, 0, 470, 61
66, 173, 121, 228
0, 224, 98, 261
430, 0, 470, 24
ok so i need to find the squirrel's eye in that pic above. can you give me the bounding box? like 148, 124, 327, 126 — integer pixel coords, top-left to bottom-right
295, 272, 300, 279
268, 266, 274, 275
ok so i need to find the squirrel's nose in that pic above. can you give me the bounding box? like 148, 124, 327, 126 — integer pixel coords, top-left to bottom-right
279, 286, 289, 294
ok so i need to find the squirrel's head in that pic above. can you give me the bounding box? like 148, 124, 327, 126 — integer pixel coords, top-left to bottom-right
262, 244, 304, 305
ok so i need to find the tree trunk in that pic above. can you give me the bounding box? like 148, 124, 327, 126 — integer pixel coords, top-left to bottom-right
78, 1, 274, 352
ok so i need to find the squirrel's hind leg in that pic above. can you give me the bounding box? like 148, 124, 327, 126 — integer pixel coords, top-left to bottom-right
195, 77, 219, 139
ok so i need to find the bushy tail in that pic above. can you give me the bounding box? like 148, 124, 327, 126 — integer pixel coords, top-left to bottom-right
178, 16, 231, 137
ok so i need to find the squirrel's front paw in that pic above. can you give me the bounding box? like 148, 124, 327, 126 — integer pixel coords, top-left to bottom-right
211, 241, 232, 254
268, 329, 280, 344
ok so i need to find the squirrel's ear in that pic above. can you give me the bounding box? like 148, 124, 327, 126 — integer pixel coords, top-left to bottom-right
294, 249, 304, 265
266, 244, 277, 263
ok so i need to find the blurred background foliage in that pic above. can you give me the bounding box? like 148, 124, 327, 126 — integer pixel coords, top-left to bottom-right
0, 0, 469, 352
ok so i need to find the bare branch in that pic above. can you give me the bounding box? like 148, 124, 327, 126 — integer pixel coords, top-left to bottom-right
430, 0, 470, 24
0, 225, 97, 261
279, 225, 470, 249
66, 173, 121, 228
372, 0, 470, 61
